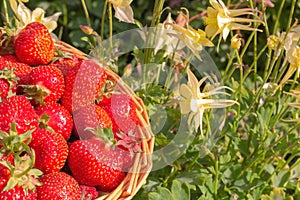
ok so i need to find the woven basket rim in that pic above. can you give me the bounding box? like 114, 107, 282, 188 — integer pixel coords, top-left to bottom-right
55, 41, 155, 200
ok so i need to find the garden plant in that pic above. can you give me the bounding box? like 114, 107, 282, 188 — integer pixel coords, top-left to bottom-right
0, 0, 300, 199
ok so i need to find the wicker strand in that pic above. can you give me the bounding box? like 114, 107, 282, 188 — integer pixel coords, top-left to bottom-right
55, 41, 154, 200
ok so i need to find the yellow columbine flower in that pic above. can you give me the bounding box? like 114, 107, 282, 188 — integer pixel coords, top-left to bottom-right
280, 46, 300, 86
231, 34, 242, 50
9, 1, 60, 32
108, 0, 135, 24
169, 24, 214, 61
179, 67, 237, 134
154, 13, 181, 56
280, 26, 300, 87
203, 0, 263, 45
154, 10, 213, 61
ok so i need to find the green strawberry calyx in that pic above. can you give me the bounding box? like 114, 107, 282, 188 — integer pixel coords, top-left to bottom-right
85, 126, 117, 149
0, 121, 35, 156
0, 152, 43, 192
38, 113, 55, 133
21, 84, 50, 105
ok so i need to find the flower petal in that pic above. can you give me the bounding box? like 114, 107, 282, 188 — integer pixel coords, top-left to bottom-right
113, 5, 135, 24
179, 100, 191, 114
31, 8, 45, 22
17, 2, 32, 26
180, 84, 193, 99
187, 67, 200, 97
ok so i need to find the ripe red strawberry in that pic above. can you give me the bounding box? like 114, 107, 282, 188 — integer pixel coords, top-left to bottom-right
73, 104, 112, 139
0, 154, 14, 180
0, 74, 17, 99
37, 172, 81, 200
29, 128, 68, 174
0, 61, 32, 85
53, 55, 82, 77
14, 22, 54, 66
60, 60, 107, 114
0, 184, 37, 200
0, 154, 41, 200
35, 102, 73, 140
99, 94, 139, 134
0, 54, 19, 65
0, 95, 38, 135
68, 138, 125, 192
79, 185, 98, 200
7, 62, 32, 85
23, 65, 64, 105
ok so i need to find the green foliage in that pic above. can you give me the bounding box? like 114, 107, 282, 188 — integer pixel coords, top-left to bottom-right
1, 0, 300, 199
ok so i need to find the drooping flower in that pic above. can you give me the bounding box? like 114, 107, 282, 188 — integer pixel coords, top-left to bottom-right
154, 10, 213, 61
9, 1, 61, 32
154, 13, 181, 56
179, 67, 237, 134
279, 25, 300, 87
203, 0, 263, 46
108, 0, 135, 24
159, 9, 214, 61
169, 24, 214, 61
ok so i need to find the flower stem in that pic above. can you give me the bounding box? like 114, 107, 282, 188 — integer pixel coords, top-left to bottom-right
286, 0, 296, 32
3, 0, 9, 23
143, 0, 165, 82
108, 2, 113, 49
101, 0, 108, 39
81, 0, 91, 27
272, 0, 285, 34
238, 55, 277, 121
223, 50, 235, 82
213, 157, 219, 198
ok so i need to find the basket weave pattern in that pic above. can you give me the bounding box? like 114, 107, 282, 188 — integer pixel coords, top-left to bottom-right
55, 41, 155, 200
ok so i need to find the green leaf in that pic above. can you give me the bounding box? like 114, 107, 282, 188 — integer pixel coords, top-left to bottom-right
273, 169, 291, 187
148, 187, 174, 200
171, 180, 190, 200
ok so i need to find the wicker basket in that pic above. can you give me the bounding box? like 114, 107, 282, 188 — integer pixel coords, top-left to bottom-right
55, 41, 155, 200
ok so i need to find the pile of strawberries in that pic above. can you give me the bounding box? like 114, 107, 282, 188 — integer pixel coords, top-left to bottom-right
0, 22, 141, 199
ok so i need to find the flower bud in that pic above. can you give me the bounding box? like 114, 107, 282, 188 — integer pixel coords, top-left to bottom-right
267, 35, 279, 50
231, 34, 242, 50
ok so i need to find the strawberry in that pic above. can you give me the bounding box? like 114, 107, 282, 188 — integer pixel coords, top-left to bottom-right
68, 138, 125, 192
23, 65, 64, 105
0, 154, 14, 180
73, 104, 112, 139
0, 154, 42, 200
37, 172, 81, 200
7, 62, 32, 85
60, 60, 107, 114
0, 184, 37, 200
0, 54, 19, 65
0, 95, 38, 135
0, 68, 17, 99
53, 55, 82, 77
99, 94, 139, 135
0, 61, 32, 85
30, 128, 68, 174
14, 22, 54, 66
79, 185, 98, 200
35, 102, 73, 140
